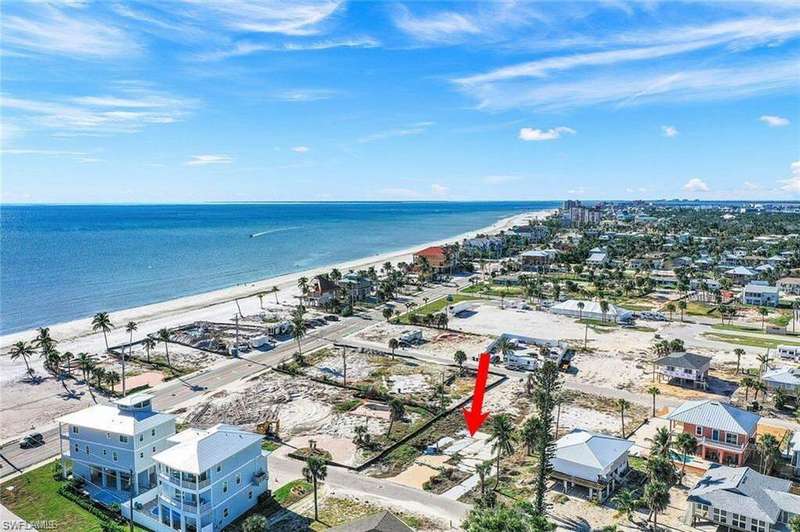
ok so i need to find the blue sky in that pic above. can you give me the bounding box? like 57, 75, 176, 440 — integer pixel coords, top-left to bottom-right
1, 0, 799, 203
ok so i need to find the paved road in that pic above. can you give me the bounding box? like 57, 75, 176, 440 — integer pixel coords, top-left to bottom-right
268, 454, 469, 525
0, 284, 456, 479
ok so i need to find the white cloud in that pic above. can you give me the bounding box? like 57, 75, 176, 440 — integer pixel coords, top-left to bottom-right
180, 0, 342, 36
268, 89, 339, 102
1, 85, 196, 135
291, 146, 310, 153
742, 181, 761, 191
779, 161, 800, 194
431, 183, 449, 197
358, 121, 434, 143
760, 114, 790, 127
661, 125, 678, 137
518, 127, 575, 141
185, 154, 233, 166
683, 178, 710, 193
459, 58, 799, 111
194, 37, 379, 61
483, 175, 522, 184
392, 5, 481, 43
1, 3, 139, 58
1, 148, 88, 156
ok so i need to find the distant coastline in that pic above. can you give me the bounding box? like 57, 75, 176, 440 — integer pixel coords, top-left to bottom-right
0, 201, 557, 337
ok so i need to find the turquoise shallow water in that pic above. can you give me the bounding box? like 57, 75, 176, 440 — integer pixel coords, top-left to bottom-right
0, 201, 557, 334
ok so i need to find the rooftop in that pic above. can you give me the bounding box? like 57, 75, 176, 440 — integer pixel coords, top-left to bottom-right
58, 399, 173, 436
554, 429, 633, 472
666, 400, 759, 435
654, 352, 712, 371
153, 423, 263, 474
414, 246, 445, 257
327, 511, 413, 532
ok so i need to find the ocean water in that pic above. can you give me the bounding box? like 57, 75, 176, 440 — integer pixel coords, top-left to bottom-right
0, 202, 557, 334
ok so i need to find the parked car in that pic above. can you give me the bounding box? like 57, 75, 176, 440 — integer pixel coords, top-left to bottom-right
324, 315, 339, 321
19, 433, 44, 449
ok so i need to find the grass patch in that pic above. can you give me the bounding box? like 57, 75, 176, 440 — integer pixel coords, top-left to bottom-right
308, 496, 434, 531
711, 323, 761, 333
333, 399, 361, 413
396, 293, 481, 324
0, 464, 145, 532
702, 332, 800, 349
273, 479, 313, 506
261, 440, 281, 452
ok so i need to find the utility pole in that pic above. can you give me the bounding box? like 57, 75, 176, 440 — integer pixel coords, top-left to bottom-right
233, 314, 240, 357
128, 468, 134, 532
341, 346, 347, 387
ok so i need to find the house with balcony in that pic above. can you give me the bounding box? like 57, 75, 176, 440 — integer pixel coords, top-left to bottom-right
684, 465, 800, 531
58, 393, 177, 505
123, 423, 268, 532
551, 429, 633, 502
654, 352, 712, 389
666, 400, 760, 466
519, 250, 552, 272
741, 283, 780, 307
337, 272, 373, 304
304, 275, 339, 307
777, 277, 800, 295
413, 246, 452, 275
725, 266, 757, 286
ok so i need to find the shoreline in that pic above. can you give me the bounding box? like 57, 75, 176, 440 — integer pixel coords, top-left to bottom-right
0, 208, 554, 349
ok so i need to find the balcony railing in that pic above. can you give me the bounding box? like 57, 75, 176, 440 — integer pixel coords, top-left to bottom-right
158, 472, 211, 490
697, 436, 748, 452
158, 494, 212, 514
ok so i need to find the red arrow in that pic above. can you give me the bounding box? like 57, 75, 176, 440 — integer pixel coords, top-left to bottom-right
463, 352, 491, 436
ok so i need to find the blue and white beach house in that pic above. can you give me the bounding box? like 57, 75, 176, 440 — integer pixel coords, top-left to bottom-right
123, 423, 269, 532
59, 394, 268, 532
58, 392, 177, 504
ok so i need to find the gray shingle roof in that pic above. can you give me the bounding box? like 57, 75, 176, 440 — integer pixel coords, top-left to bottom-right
666, 400, 760, 435
327, 511, 413, 532
688, 465, 797, 524
654, 352, 711, 371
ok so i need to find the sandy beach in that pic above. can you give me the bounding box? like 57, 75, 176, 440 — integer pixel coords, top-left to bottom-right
0, 209, 552, 439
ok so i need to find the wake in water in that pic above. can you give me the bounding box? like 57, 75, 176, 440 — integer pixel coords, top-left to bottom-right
249, 226, 302, 238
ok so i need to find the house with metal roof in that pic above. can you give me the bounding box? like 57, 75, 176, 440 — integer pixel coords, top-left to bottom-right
684, 465, 800, 531
741, 283, 780, 307
58, 392, 177, 505
791, 432, 800, 476
654, 352, 712, 389
550, 299, 633, 324
762, 366, 800, 396
586, 252, 608, 266
328, 511, 414, 532
123, 423, 268, 532
551, 429, 633, 502
725, 266, 757, 286
666, 400, 760, 466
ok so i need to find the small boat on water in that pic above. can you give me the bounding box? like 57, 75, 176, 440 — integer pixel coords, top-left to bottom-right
250, 231, 268, 238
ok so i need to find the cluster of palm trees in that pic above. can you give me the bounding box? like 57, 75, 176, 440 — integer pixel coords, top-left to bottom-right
480, 361, 562, 516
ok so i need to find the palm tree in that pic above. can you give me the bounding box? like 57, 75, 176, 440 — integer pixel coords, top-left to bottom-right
387, 398, 405, 437
521, 416, 542, 456
352, 425, 368, 448
291, 308, 307, 355
454, 350, 467, 374
62, 351, 74, 378
758, 307, 769, 331
91, 312, 114, 353
157, 328, 172, 368
494, 336, 514, 360
388, 338, 399, 359
757, 351, 771, 373
665, 302, 676, 321
77, 352, 93, 382
650, 427, 671, 458
677, 300, 687, 321
647, 386, 661, 417
612, 488, 639, 523
753, 380, 766, 401
123, 321, 137, 396
142, 337, 156, 363
92, 366, 106, 390
673, 432, 697, 482
105, 370, 121, 393
297, 277, 309, 306
733, 348, 745, 374
758, 434, 780, 474
642, 480, 670, 531
271, 286, 280, 304
741, 375, 755, 401
618, 398, 631, 438
382, 307, 393, 322
577, 301, 588, 348
488, 414, 516, 486
599, 299, 610, 323
34, 327, 56, 355
475, 460, 492, 499
43, 347, 61, 376
9, 341, 34, 376
303, 455, 327, 522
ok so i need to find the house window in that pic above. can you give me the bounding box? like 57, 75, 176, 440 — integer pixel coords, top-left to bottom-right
106, 432, 110, 439
696, 503, 709, 516
74, 443, 79, 452
139, 434, 144, 442
223, 508, 229, 518
222, 481, 228, 494
85, 445, 90, 454
236, 473, 241, 485
139, 452, 144, 458
751, 520, 765, 532
71, 426, 79, 434
713, 508, 727, 523
103, 449, 107, 456
248, 490, 253, 500
112, 451, 118, 462
725, 433, 739, 445
732, 513, 746, 528
152, 446, 156, 452
216, 465, 221, 472
151, 429, 156, 437
695, 426, 702, 436
119, 435, 128, 443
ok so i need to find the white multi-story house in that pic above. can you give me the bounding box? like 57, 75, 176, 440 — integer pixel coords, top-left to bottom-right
777, 277, 800, 295
741, 283, 780, 307
58, 393, 177, 504
124, 423, 268, 532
